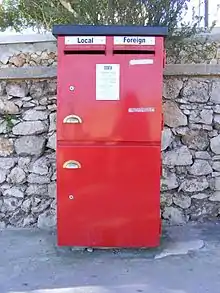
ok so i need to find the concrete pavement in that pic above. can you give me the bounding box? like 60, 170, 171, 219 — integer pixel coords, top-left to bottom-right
1, 222, 220, 293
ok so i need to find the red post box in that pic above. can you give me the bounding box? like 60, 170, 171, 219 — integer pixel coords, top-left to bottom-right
53, 25, 168, 248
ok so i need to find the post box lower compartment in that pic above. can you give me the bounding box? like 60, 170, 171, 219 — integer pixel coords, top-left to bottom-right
57, 144, 161, 247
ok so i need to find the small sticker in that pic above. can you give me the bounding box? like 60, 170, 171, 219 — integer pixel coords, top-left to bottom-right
96, 64, 120, 101
128, 107, 155, 113
129, 59, 154, 65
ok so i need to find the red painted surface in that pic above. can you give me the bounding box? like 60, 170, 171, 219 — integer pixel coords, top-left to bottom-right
57, 145, 161, 247
57, 37, 164, 144
56, 34, 165, 247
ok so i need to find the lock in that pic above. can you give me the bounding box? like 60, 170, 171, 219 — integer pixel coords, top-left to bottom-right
69, 85, 75, 91
69, 195, 75, 200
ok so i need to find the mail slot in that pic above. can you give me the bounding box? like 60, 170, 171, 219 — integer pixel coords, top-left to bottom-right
53, 25, 168, 248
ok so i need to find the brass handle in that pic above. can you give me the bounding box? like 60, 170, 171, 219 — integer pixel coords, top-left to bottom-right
63, 160, 81, 169
63, 115, 82, 124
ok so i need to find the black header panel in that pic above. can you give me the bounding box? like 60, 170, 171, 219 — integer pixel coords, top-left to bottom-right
52, 25, 168, 38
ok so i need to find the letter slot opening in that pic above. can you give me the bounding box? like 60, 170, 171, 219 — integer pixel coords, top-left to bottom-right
113, 50, 155, 55
64, 50, 106, 55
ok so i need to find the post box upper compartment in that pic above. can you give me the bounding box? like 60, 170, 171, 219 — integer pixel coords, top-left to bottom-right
53, 25, 168, 143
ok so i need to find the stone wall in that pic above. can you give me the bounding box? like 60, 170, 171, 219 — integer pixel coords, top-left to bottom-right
162, 77, 220, 224
1, 33, 220, 229
0, 35, 57, 68
1, 76, 220, 228
0, 80, 57, 229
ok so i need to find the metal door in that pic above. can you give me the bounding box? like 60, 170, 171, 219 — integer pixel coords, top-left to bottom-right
57, 37, 163, 144
57, 144, 161, 247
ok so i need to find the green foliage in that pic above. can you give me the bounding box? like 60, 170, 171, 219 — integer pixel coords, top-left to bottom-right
2, 114, 15, 131
0, 0, 216, 62
0, 0, 193, 33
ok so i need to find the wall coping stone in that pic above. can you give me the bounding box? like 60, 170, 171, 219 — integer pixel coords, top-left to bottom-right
0, 64, 220, 80
164, 64, 220, 76
0, 67, 57, 80
0, 33, 56, 44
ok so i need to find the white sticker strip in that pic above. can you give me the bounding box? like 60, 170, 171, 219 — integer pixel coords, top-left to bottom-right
65, 36, 106, 45
128, 107, 155, 113
129, 59, 154, 65
114, 36, 155, 46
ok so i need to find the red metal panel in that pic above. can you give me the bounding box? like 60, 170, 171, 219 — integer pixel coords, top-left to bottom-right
57, 144, 161, 247
57, 36, 164, 144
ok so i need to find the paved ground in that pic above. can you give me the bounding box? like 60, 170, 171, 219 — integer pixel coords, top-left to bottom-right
1, 222, 220, 293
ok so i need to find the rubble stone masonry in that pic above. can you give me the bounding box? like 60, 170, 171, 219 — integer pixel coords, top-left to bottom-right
0, 33, 220, 228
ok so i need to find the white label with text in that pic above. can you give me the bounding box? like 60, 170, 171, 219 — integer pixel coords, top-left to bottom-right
114, 36, 155, 46
96, 64, 120, 101
65, 36, 106, 45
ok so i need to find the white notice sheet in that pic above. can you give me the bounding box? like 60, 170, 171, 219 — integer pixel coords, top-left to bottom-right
96, 64, 120, 101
